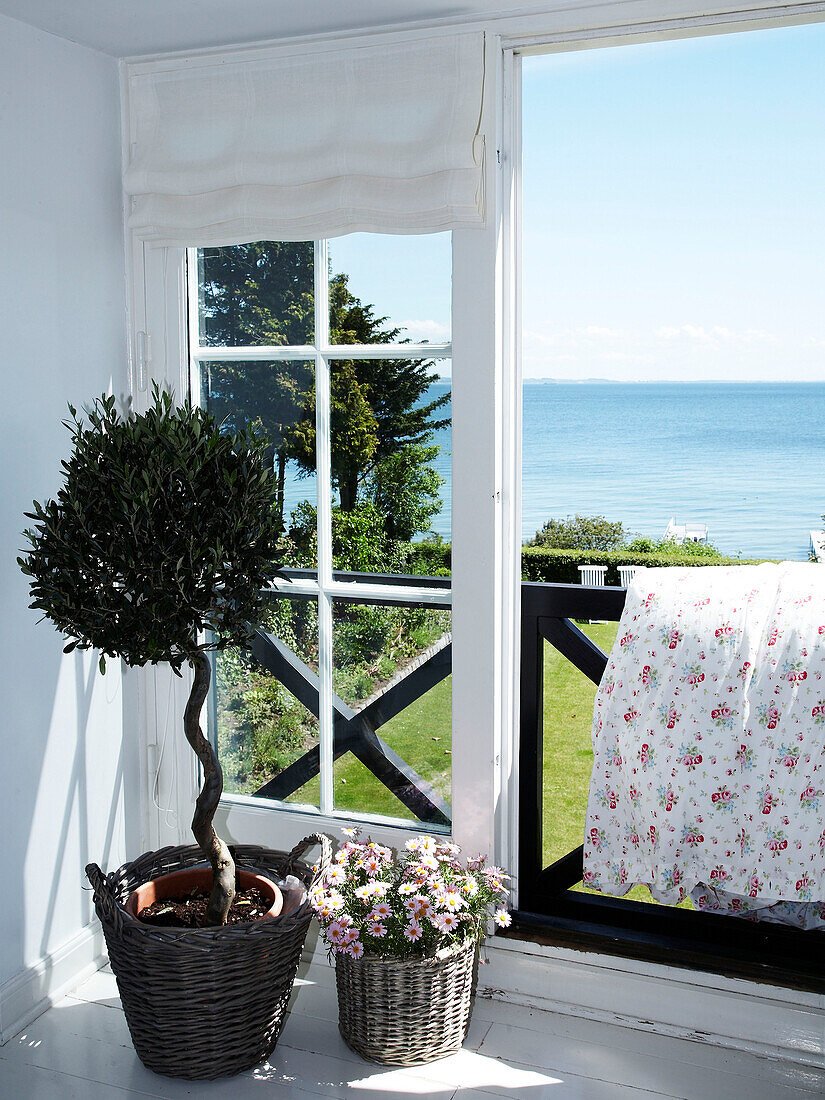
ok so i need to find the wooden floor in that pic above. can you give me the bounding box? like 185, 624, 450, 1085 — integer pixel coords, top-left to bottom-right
1, 959, 823, 1099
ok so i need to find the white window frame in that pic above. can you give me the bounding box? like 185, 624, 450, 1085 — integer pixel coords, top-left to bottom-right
187, 239, 452, 825
128, 73, 507, 860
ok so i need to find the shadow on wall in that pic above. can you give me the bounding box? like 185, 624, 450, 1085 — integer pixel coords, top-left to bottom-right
1, 401, 141, 1028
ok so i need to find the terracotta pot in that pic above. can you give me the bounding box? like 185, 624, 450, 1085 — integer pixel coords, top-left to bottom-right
126, 866, 283, 924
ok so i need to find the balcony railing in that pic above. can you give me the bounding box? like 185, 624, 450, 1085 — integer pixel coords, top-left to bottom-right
514, 580, 824, 993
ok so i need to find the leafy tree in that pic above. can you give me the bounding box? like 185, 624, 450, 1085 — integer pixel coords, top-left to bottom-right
284, 361, 380, 512
288, 271, 450, 514
19, 388, 283, 925
198, 242, 314, 347
527, 513, 626, 552
198, 243, 316, 527
368, 443, 443, 542
199, 245, 449, 535
204, 360, 312, 527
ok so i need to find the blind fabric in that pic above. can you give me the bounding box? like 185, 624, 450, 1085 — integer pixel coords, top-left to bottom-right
125, 33, 485, 245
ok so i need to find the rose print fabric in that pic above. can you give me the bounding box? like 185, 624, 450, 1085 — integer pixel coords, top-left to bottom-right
583, 563, 825, 928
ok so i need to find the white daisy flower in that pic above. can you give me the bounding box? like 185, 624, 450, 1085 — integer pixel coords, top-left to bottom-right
354, 885, 373, 904
341, 827, 359, 838
399, 882, 417, 895
440, 891, 464, 912
326, 891, 345, 911
493, 909, 512, 928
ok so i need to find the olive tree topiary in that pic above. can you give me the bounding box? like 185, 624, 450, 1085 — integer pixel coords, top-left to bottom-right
19, 387, 283, 925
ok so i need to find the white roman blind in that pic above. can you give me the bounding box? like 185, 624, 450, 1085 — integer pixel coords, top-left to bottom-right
124, 33, 485, 245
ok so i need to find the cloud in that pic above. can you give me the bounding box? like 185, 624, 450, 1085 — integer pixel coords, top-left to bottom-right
522, 322, 824, 380
398, 318, 451, 342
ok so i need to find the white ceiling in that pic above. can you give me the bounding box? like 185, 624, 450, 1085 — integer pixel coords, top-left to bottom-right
0, 0, 544, 57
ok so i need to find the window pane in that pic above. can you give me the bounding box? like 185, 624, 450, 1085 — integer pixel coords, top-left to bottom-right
328, 360, 451, 575
522, 28, 825, 559
214, 596, 320, 808
331, 601, 452, 824
328, 233, 451, 345
200, 359, 317, 562
197, 242, 314, 346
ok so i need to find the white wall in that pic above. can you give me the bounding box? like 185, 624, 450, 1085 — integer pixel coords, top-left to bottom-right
0, 13, 138, 1038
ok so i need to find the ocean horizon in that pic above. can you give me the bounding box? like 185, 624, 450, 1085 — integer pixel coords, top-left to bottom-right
428, 380, 824, 561
283, 380, 824, 562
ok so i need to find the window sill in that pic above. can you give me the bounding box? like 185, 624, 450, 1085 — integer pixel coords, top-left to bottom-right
504, 902, 825, 995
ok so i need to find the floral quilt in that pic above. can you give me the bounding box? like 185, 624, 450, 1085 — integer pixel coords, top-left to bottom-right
583, 563, 825, 928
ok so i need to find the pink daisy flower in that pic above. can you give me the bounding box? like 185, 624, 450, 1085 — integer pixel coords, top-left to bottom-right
403, 920, 424, 943
348, 941, 365, 959
435, 912, 460, 933
327, 921, 346, 944
368, 922, 387, 938
413, 895, 433, 919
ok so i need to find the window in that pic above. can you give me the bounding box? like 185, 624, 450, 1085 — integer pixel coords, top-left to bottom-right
187, 236, 455, 828
513, 23, 825, 989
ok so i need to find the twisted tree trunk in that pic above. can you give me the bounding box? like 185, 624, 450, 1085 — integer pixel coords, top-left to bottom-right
183, 651, 235, 925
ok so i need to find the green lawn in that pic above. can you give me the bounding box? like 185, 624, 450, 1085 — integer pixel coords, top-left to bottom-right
283, 676, 452, 819
543, 622, 691, 908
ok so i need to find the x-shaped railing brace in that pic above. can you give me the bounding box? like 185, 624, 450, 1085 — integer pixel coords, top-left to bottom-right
248, 628, 453, 825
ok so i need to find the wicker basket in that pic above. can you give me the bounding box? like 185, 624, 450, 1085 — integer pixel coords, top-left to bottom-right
86, 834, 330, 1080
335, 938, 477, 1066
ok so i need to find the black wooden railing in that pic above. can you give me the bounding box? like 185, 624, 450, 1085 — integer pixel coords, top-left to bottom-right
215, 569, 452, 825
518, 581, 626, 912
514, 581, 825, 992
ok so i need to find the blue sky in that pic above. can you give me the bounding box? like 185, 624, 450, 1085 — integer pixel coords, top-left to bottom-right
334, 20, 825, 382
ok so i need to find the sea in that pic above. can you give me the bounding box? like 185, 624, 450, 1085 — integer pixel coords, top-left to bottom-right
284, 381, 825, 562
427, 381, 825, 561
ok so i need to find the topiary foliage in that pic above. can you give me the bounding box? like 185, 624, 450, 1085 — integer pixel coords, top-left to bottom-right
19, 387, 282, 673
19, 386, 284, 926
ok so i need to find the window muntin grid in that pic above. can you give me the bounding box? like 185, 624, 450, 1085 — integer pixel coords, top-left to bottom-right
187, 239, 452, 821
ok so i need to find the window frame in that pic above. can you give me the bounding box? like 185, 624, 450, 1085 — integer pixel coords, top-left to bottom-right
128, 73, 508, 865
505, 16, 825, 992
186, 240, 453, 825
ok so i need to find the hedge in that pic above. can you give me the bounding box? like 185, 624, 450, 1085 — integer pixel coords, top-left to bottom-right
519, 547, 767, 585
409, 541, 768, 585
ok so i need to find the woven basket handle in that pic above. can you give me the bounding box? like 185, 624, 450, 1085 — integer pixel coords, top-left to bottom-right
284, 833, 331, 888
85, 862, 124, 936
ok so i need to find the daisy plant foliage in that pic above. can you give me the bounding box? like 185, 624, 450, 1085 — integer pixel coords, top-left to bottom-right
311, 829, 511, 960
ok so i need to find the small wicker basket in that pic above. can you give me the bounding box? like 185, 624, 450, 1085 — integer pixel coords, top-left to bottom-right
86, 835, 330, 1080
335, 937, 477, 1066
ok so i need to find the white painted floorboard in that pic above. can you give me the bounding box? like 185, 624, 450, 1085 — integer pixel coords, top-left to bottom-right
1, 961, 822, 1099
